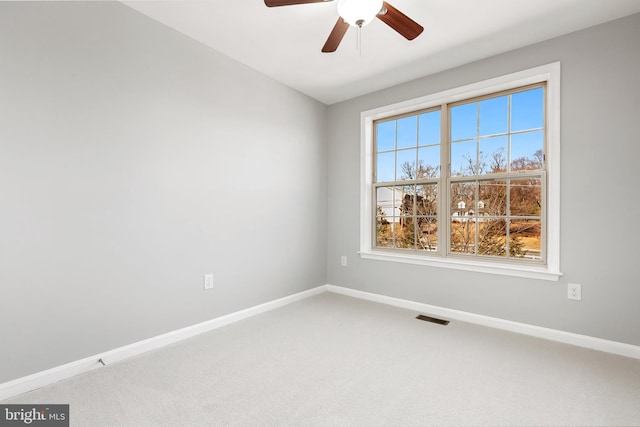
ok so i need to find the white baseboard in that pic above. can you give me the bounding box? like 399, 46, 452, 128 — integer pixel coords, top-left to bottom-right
4, 283, 638, 401
0, 285, 326, 401
325, 284, 640, 360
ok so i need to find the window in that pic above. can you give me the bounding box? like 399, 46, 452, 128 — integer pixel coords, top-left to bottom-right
360, 63, 561, 281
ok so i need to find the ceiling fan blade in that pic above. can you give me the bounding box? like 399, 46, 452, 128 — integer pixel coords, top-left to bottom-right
377, 1, 424, 40
322, 18, 349, 53
264, 0, 332, 7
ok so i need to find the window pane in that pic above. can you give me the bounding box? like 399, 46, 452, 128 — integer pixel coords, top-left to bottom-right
510, 219, 541, 259
450, 218, 476, 255
396, 220, 416, 249
480, 95, 508, 136
418, 110, 440, 146
397, 116, 417, 149
376, 220, 394, 248
451, 140, 476, 176
479, 180, 507, 216
396, 186, 417, 249
416, 183, 438, 216
511, 87, 543, 131
510, 179, 542, 216
451, 181, 475, 217
396, 149, 417, 180
511, 131, 544, 171
376, 120, 396, 151
399, 185, 415, 217
376, 152, 395, 182
417, 146, 440, 178
477, 219, 507, 257
417, 184, 438, 252
450, 103, 477, 141
376, 186, 399, 223
479, 136, 508, 174
416, 217, 438, 251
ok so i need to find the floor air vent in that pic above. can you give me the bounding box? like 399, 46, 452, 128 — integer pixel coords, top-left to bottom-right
416, 314, 450, 325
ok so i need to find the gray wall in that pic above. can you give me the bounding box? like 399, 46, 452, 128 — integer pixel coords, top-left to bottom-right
0, 2, 327, 383
1, 1, 638, 387
327, 14, 640, 347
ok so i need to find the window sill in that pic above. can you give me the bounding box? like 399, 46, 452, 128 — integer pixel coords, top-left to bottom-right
359, 250, 562, 282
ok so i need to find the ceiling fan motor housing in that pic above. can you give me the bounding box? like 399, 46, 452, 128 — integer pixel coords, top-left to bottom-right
337, 0, 383, 27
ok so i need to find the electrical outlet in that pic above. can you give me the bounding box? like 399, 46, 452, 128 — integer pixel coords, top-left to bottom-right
204, 273, 214, 290
568, 283, 581, 301
341, 256, 348, 267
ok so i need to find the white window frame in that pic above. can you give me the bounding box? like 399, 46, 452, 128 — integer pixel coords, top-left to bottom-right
359, 63, 562, 281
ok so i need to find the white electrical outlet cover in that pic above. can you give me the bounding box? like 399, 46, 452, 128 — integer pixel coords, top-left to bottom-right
568, 283, 581, 301
204, 274, 214, 290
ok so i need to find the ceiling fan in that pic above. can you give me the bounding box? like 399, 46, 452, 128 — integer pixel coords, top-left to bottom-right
264, 0, 424, 53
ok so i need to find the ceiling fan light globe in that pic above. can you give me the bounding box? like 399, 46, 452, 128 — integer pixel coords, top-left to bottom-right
337, 0, 383, 27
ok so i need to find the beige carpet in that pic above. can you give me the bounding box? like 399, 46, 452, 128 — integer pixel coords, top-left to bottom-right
5, 292, 640, 426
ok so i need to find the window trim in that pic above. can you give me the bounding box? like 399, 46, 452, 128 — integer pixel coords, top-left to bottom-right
359, 62, 562, 281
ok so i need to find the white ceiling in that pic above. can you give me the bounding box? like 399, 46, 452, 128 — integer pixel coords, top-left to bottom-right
122, 0, 640, 105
